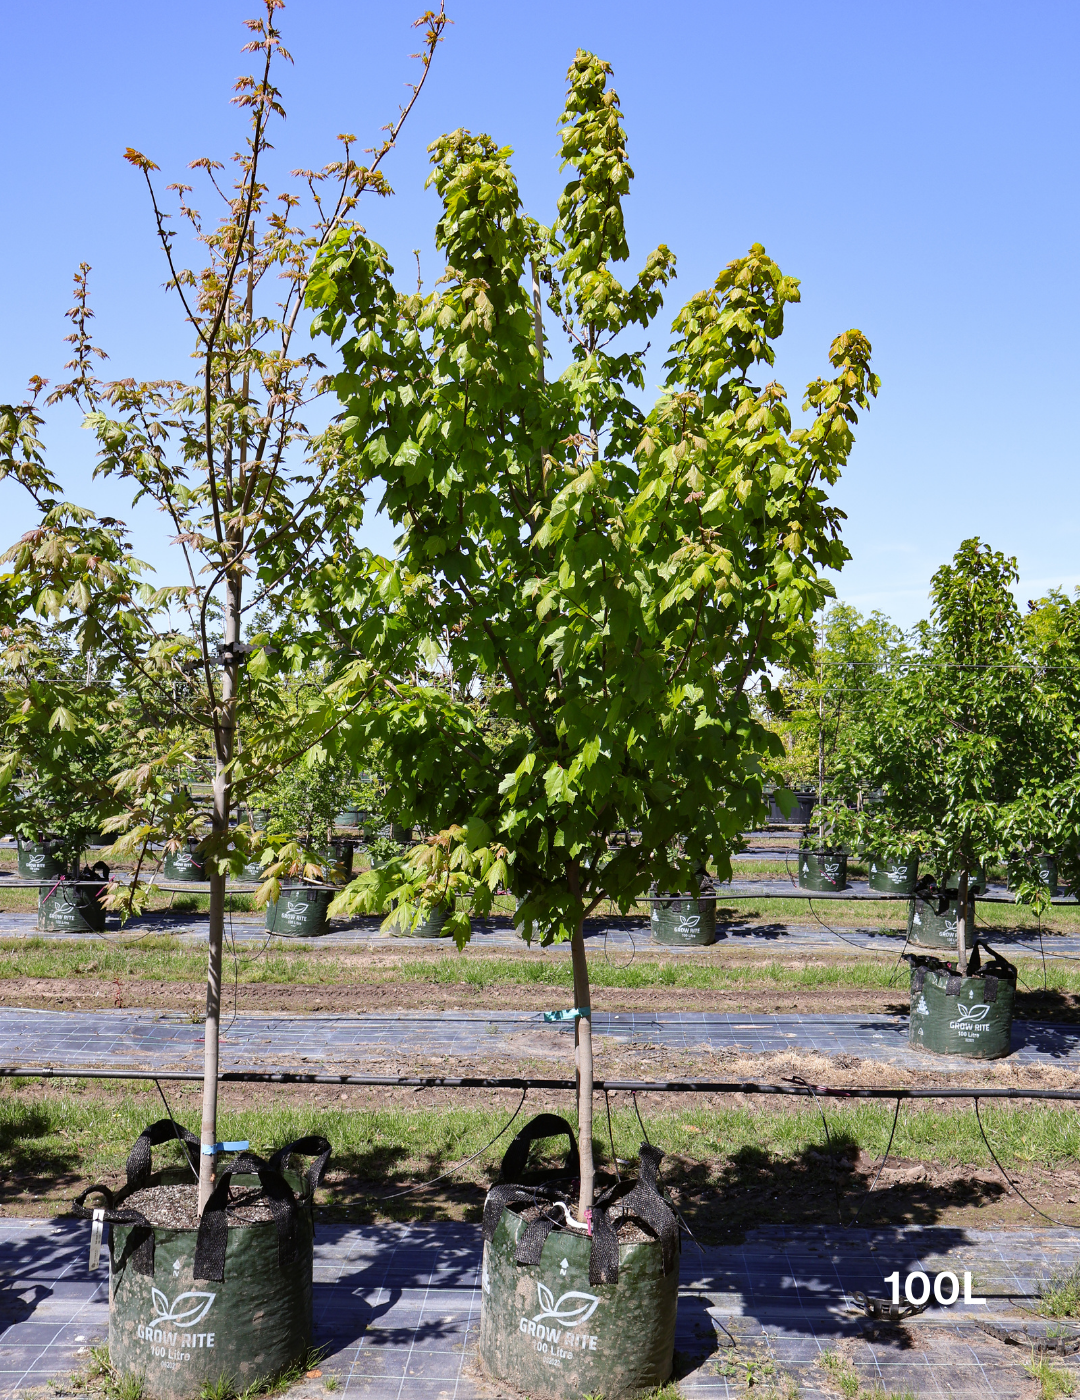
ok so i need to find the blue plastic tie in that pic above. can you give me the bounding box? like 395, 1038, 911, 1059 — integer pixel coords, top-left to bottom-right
543, 1007, 591, 1023
200, 1140, 250, 1155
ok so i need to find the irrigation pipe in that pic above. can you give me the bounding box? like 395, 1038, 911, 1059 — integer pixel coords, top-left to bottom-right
5, 1066, 1080, 1098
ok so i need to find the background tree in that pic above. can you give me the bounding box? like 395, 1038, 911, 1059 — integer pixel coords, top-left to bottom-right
768, 602, 907, 804
309, 51, 878, 1219
821, 539, 1078, 967
0, 0, 448, 1210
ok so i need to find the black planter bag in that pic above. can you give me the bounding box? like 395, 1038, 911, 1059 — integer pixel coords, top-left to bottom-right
73, 1121, 330, 1399
905, 941, 1017, 1059
38, 862, 110, 933
478, 1114, 680, 1400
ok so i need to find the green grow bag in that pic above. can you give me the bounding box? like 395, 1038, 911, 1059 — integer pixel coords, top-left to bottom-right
324, 839, 354, 879
162, 842, 207, 883
390, 822, 413, 843
907, 946, 1016, 1059
1008, 854, 1058, 897
944, 865, 987, 894
649, 894, 717, 945
17, 839, 66, 881
333, 808, 360, 828
798, 850, 847, 892
236, 856, 266, 883
394, 900, 455, 939
38, 868, 108, 932
75, 1122, 329, 1400
867, 852, 919, 894
906, 892, 976, 951
265, 884, 332, 937
478, 1115, 680, 1400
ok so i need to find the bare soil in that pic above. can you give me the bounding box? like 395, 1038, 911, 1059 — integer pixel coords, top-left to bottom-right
3, 973, 1078, 1022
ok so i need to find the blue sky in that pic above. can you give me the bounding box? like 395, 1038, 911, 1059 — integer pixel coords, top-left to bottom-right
3, 0, 1078, 630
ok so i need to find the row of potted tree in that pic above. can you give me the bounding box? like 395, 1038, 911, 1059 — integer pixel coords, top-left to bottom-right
788, 540, 1080, 1061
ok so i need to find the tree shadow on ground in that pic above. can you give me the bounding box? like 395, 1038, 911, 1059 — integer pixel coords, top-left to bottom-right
662, 1135, 1009, 1247
0, 1100, 86, 1205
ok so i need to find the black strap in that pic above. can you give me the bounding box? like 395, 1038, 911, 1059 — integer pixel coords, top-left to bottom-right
984, 975, 999, 1004
945, 975, 963, 996
974, 940, 1018, 984
483, 1115, 679, 1286
851, 1290, 927, 1322
912, 967, 926, 991
72, 1185, 157, 1275
590, 1145, 679, 1282
589, 1199, 619, 1284
193, 1163, 299, 1283
125, 1118, 200, 1189
516, 1214, 561, 1264
498, 1114, 579, 1182
268, 1135, 332, 1200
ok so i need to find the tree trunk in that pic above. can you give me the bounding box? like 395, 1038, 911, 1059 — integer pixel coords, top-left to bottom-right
569, 918, 594, 1222
198, 569, 241, 1212
956, 868, 968, 976
818, 615, 825, 843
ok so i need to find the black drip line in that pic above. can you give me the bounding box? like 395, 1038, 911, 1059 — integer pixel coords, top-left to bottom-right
153, 1075, 199, 1184
972, 1096, 1071, 1228
9, 1067, 1080, 1099
12, 1065, 1079, 1228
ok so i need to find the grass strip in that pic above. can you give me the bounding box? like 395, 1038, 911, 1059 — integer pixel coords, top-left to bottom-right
1, 938, 1079, 995
4, 1085, 1080, 1187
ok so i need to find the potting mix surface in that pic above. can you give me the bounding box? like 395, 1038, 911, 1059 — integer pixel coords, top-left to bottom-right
2, 1215, 1078, 1399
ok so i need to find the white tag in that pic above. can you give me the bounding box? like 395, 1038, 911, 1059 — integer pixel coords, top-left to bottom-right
89, 1209, 105, 1272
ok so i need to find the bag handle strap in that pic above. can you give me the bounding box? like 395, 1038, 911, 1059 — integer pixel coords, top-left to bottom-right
126, 1118, 200, 1189
268, 1134, 332, 1200
498, 1113, 579, 1183
194, 1164, 299, 1283
73, 1185, 157, 1275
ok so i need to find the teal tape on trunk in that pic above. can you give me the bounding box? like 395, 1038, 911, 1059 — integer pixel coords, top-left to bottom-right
543, 1007, 591, 1023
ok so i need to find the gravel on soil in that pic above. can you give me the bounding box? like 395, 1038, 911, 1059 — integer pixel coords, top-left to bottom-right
123, 1181, 277, 1228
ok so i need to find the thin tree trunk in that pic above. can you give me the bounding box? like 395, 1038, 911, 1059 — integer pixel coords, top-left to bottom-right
198, 233, 253, 1211
198, 568, 242, 1212
531, 259, 545, 384
956, 868, 968, 976
818, 615, 825, 843
569, 918, 594, 1222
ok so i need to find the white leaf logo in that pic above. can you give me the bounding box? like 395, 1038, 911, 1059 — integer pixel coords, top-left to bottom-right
956, 1004, 991, 1023
677, 916, 700, 931
150, 1289, 216, 1326
533, 1283, 601, 1327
